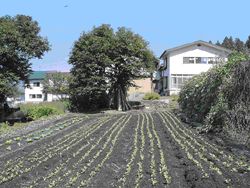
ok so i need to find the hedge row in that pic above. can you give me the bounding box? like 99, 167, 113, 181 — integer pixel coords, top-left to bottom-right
178, 52, 250, 144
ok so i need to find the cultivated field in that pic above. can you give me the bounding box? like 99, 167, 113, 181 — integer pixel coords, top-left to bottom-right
0, 111, 249, 188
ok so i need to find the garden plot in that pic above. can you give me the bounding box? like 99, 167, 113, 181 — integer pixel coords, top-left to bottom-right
0, 111, 249, 188
0, 115, 89, 155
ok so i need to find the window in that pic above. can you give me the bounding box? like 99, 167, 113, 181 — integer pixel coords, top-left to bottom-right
29, 94, 36, 99
183, 57, 189, 64
183, 57, 224, 64
208, 57, 215, 64
37, 94, 42, 98
172, 77, 177, 84
195, 57, 201, 64
33, 82, 40, 87
171, 74, 194, 89
29, 94, 43, 99
183, 57, 195, 64
201, 57, 208, 64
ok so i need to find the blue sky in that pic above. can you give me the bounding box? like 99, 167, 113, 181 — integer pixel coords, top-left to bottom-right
1, 0, 249, 71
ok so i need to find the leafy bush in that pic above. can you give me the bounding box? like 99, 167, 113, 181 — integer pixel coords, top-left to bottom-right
178, 67, 223, 123
25, 106, 59, 120
19, 102, 66, 120
178, 52, 250, 144
143, 92, 160, 100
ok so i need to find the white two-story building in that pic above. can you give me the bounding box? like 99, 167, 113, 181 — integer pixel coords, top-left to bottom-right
24, 71, 69, 103
25, 71, 52, 102
155, 40, 232, 95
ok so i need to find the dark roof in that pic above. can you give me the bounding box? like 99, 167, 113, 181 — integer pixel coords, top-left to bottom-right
160, 40, 232, 59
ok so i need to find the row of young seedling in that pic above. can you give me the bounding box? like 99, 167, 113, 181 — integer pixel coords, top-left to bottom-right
1, 116, 102, 172
2, 115, 106, 169
134, 114, 145, 188
145, 113, 159, 186
148, 113, 171, 185
79, 115, 132, 187
118, 113, 172, 188
118, 114, 141, 187
166, 111, 250, 173
64, 115, 130, 187
0, 116, 110, 185
2, 116, 87, 152
33, 115, 130, 188
28, 115, 114, 188
164, 111, 250, 174
158, 112, 232, 184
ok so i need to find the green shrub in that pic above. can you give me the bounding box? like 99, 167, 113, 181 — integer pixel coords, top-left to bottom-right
19, 101, 66, 120
143, 92, 160, 100
25, 106, 60, 120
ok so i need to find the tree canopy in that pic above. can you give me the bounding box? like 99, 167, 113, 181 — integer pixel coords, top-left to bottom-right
42, 72, 71, 100
0, 15, 50, 103
69, 24, 156, 112
215, 36, 250, 53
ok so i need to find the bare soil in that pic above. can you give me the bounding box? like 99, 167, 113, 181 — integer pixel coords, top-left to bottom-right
0, 109, 249, 188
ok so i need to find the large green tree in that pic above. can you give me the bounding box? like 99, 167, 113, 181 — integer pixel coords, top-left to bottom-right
69, 24, 156, 112
0, 15, 50, 104
69, 25, 113, 111
108, 27, 156, 110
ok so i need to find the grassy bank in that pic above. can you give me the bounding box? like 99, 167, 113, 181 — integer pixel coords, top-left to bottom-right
0, 101, 68, 136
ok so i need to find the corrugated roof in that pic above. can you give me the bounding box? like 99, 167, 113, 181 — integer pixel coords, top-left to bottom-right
29, 71, 48, 80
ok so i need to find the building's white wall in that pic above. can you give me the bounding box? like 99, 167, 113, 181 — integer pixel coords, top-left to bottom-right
24, 81, 68, 103
169, 45, 228, 75
25, 80, 44, 102
47, 94, 53, 102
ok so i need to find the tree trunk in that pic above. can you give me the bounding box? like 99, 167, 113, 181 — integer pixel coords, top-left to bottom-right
110, 84, 131, 111
117, 88, 122, 111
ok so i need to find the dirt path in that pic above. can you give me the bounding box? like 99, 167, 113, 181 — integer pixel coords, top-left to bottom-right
0, 111, 249, 188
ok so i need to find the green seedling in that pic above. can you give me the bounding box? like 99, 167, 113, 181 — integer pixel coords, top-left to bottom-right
26, 138, 33, 143
5, 140, 12, 145
33, 136, 40, 140
14, 137, 22, 141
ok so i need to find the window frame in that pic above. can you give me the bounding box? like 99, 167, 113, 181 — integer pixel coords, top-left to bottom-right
183, 57, 224, 64
29, 94, 43, 99
29, 94, 36, 99
36, 94, 42, 99
171, 74, 194, 89
33, 82, 40, 87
